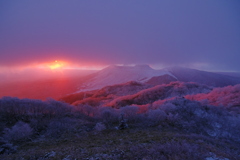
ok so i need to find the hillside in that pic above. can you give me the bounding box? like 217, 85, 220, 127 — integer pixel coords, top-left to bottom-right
75, 65, 174, 92
1, 95, 240, 159
165, 66, 240, 87
1, 66, 240, 159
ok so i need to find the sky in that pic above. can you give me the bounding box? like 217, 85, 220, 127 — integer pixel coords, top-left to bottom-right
0, 0, 240, 72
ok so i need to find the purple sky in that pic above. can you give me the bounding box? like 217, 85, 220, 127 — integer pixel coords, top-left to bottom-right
0, 0, 240, 71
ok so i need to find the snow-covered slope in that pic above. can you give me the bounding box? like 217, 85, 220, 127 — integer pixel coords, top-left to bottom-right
145, 74, 177, 86
76, 65, 174, 92
74, 65, 240, 93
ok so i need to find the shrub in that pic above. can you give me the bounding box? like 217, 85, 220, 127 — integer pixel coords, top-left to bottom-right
147, 109, 167, 126
128, 140, 204, 160
94, 122, 106, 131
43, 118, 81, 139
3, 121, 33, 142
120, 106, 139, 123
100, 107, 119, 126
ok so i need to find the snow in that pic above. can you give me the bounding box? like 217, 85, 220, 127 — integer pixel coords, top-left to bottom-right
76, 65, 175, 92
74, 65, 240, 94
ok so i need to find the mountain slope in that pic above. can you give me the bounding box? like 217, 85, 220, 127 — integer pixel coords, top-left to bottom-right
76, 65, 174, 92
145, 74, 177, 86
106, 81, 211, 108
165, 66, 240, 87
60, 81, 151, 104
66, 66, 240, 103
185, 84, 240, 108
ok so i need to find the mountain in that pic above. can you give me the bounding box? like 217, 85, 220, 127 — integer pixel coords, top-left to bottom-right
75, 65, 240, 93
2, 65, 240, 100
145, 74, 177, 86
59, 66, 240, 106
75, 65, 174, 92
215, 71, 240, 78
165, 66, 240, 87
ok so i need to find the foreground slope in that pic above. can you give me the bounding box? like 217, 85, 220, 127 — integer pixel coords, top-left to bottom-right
1, 96, 240, 159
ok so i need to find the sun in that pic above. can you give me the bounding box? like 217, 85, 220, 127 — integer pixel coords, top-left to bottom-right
48, 60, 65, 70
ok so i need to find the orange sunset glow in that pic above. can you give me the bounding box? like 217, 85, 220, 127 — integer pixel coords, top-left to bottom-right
48, 60, 65, 70
36, 60, 69, 70
29, 60, 106, 72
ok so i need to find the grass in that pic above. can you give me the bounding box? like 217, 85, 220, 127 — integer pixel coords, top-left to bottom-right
1, 127, 239, 160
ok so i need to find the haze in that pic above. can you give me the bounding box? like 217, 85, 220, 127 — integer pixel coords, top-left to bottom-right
0, 0, 240, 75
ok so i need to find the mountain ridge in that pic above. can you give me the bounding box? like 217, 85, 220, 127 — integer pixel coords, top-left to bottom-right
75, 65, 173, 92
75, 65, 240, 93
164, 66, 240, 87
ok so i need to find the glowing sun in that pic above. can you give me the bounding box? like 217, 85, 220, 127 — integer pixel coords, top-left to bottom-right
47, 60, 66, 70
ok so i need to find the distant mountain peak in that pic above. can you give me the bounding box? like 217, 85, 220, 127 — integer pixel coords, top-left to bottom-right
75, 64, 172, 92
70, 65, 240, 94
